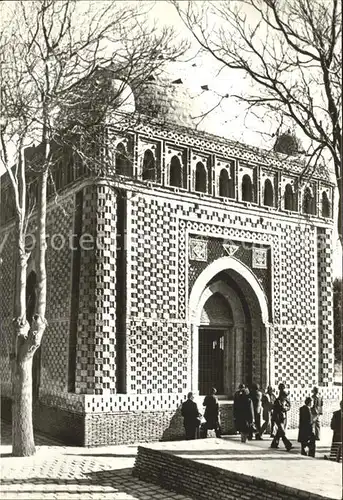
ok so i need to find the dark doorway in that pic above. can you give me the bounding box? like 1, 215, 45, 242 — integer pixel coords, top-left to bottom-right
199, 328, 225, 394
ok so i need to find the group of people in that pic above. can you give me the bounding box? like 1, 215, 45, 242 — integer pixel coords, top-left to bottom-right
233, 383, 325, 455
181, 383, 342, 461
181, 387, 221, 440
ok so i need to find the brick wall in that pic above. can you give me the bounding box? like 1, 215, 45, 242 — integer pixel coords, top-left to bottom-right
133, 446, 332, 500
84, 409, 182, 446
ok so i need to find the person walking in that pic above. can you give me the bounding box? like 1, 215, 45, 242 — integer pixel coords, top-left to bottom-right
249, 383, 263, 439
328, 400, 342, 462
260, 386, 276, 437
270, 384, 293, 451
181, 392, 201, 440
202, 387, 221, 438
233, 385, 255, 443
311, 386, 323, 441
233, 383, 245, 435
298, 397, 316, 457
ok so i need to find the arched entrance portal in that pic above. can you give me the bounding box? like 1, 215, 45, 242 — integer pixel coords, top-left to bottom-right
189, 257, 271, 397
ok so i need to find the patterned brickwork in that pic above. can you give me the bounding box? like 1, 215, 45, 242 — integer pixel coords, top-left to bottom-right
39, 385, 342, 416
273, 325, 317, 387
0, 226, 15, 394
189, 238, 271, 304
317, 228, 334, 385
0, 195, 74, 398
46, 197, 74, 321
127, 190, 333, 395
279, 222, 317, 325
0, 319, 12, 396
39, 197, 74, 394
40, 320, 70, 393
129, 196, 179, 319
75, 184, 117, 395
110, 120, 330, 180
0, 115, 336, 447
179, 215, 279, 322
127, 320, 189, 394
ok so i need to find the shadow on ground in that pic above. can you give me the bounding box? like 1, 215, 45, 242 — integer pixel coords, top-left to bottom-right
0, 468, 181, 499
1, 422, 66, 448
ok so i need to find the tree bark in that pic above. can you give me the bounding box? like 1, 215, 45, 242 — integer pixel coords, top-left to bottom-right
12, 355, 35, 457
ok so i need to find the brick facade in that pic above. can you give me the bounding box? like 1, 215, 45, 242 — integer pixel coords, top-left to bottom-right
0, 112, 340, 445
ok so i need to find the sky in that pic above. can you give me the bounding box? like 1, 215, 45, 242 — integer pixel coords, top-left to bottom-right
1, 0, 341, 276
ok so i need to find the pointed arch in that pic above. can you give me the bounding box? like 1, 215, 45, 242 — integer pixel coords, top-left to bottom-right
195, 161, 207, 193
219, 168, 230, 197
284, 183, 295, 211
263, 179, 274, 207
321, 191, 330, 217
303, 186, 315, 215
242, 174, 253, 202
115, 142, 132, 177
142, 149, 156, 181
189, 256, 269, 324
169, 155, 183, 188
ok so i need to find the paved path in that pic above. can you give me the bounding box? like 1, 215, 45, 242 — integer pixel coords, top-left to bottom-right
0, 421, 191, 500
0, 421, 339, 500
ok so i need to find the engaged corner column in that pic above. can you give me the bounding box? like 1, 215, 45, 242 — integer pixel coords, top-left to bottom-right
264, 323, 275, 388
190, 323, 199, 394
235, 323, 245, 391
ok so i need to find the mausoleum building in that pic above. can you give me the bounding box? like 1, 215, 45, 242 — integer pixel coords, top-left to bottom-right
0, 77, 340, 445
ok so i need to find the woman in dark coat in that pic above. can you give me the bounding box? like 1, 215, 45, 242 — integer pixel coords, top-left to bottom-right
298, 397, 315, 457
331, 401, 342, 443
202, 387, 221, 438
329, 401, 342, 462
233, 386, 255, 442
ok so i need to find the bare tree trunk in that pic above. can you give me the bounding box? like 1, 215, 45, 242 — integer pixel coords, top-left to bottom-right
36, 168, 48, 319
11, 165, 50, 456
12, 355, 35, 456
11, 228, 36, 456
336, 172, 342, 244
10, 155, 49, 457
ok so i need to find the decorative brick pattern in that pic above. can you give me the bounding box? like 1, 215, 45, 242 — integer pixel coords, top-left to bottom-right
40, 196, 74, 395
273, 326, 317, 388
279, 223, 317, 325
188, 237, 271, 305
317, 228, 334, 385
40, 320, 70, 393
0, 227, 16, 394
46, 197, 74, 321
127, 321, 189, 394
111, 119, 330, 180
129, 196, 178, 320
0, 114, 337, 447
189, 238, 208, 261
181, 216, 278, 321
75, 184, 117, 394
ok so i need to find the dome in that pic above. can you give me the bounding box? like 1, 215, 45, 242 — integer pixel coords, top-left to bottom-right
110, 80, 136, 114
274, 131, 302, 155
133, 77, 199, 128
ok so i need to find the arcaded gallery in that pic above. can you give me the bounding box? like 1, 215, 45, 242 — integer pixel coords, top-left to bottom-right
0, 75, 340, 445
